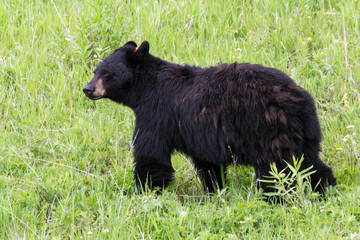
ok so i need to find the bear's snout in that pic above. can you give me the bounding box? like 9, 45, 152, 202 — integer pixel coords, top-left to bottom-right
83, 85, 94, 97
83, 78, 106, 100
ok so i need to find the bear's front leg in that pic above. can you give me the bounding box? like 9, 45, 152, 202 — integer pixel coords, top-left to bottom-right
132, 126, 174, 192
133, 128, 175, 192
133, 155, 175, 192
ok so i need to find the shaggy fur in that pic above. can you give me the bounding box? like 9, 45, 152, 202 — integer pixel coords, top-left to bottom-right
83, 41, 336, 194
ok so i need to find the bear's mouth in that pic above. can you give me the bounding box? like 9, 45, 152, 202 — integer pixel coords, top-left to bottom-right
88, 95, 103, 100
83, 90, 104, 100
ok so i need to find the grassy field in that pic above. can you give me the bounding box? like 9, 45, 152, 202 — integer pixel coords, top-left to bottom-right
1, 0, 359, 239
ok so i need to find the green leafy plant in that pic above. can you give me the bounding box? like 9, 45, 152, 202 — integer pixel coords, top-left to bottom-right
260, 156, 318, 208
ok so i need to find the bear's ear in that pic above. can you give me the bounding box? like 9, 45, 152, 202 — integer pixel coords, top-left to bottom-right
135, 41, 150, 54
123, 41, 137, 48
125, 41, 150, 64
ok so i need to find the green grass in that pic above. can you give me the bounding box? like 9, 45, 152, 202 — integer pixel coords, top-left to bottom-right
1, 0, 359, 239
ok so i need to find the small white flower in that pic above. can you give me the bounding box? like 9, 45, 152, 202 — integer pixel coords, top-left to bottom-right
87, 231, 93, 235
103, 229, 110, 233
347, 125, 355, 129
342, 135, 350, 142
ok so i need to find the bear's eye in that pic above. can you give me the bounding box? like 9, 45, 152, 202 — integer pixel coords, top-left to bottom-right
101, 70, 109, 76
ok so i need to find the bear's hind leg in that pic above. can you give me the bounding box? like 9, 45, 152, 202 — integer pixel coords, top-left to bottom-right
302, 141, 336, 194
253, 161, 280, 194
307, 159, 336, 195
193, 160, 226, 193
253, 160, 292, 203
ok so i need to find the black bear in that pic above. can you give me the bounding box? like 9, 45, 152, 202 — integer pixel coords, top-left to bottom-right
83, 41, 336, 194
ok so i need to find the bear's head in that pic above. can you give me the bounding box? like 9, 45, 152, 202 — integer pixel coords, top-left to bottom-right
83, 41, 150, 102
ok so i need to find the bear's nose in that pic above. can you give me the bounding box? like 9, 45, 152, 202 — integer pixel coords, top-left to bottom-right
83, 85, 94, 96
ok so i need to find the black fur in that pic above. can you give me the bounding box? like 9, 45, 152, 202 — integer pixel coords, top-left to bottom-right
83, 41, 336, 194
